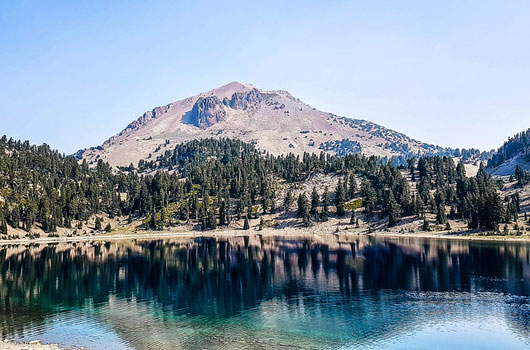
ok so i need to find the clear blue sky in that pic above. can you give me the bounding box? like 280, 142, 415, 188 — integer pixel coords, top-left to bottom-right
1, 0, 529, 154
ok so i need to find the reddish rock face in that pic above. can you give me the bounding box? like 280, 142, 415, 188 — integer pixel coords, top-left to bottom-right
225, 88, 270, 110
79, 81, 481, 168
189, 96, 227, 129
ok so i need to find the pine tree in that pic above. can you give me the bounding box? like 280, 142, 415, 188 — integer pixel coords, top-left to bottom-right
415, 194, 425, 218
335, 180, 346, 217
297, 193, 311, 226
0, 213, 7, 235
269, 191, 276, 214
348, 173, 357, 199
149, 210, 157, 230
95, 217, 102, 231
435, 189, 447, 224
243, 215, 250, 230
436, 204, 447, 225
208, 206, 217, 229
105, 223, 112, 232
311, 187, 319, 215
361, 180, 376, 213
219, 200, 227, 226
284, 190, 294, 211
387, 190, 401, 227
422, 218, 430, 231
259, 217, 264, 231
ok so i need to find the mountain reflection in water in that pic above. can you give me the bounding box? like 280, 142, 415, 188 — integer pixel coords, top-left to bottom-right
0, 235, 529, 349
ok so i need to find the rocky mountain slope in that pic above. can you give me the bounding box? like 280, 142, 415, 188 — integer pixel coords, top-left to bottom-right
487, 128, 530, 175
78, 82, 481, 167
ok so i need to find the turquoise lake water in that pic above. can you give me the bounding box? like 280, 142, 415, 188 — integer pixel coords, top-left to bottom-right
0, 235, 529, 349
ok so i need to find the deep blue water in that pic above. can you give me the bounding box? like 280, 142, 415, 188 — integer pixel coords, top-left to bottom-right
0, 235, 529, 349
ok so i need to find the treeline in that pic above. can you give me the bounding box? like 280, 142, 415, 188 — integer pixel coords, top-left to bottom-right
488, 128, 530, 169
406, 157, 511, 230
0, 136, 120, 233
0, 136, 520, 234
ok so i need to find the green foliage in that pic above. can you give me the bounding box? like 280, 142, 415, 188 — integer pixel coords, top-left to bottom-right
488, 128, 530, 169
95, 217, 102, 231
0, 135, 515, 234
297, 193, 310, 226
335, 179, 346, 217
344, 199, 362, 211
243, 216, 249, 230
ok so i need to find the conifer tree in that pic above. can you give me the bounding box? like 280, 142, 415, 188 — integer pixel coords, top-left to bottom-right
95, 217, 102, 231
0, 213, 7, 235
422, 218, 430, 231
311, 187, 319, 216
284, 190, 294, 211
219, 200, 227, 226
243, 215, 250, 230
335, 180, 346, 217
297, 193, 311, 226
348, 173, 357, 199
208, 207, 217, 229
387, 190, 401, 227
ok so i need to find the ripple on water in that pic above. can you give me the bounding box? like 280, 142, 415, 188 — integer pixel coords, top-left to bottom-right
1, 238, 530, 349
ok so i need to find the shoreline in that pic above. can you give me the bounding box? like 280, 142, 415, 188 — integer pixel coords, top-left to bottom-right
0, 340, 64, 350
367, 231, 530, 243
0, 228, 529, 245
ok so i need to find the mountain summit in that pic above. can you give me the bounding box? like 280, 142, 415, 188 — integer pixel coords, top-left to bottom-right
79, 82, 471, 167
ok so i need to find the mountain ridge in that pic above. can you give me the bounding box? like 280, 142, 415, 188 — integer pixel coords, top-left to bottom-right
78, 81, 486, 167
487, 128, 530, 175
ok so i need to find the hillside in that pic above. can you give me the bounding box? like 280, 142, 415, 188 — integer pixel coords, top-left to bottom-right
1, 135, 525, 240
77, 82, 484, 168
487, 128, 530, 175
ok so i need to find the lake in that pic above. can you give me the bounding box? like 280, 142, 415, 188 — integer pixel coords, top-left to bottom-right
0, 235, 529, 349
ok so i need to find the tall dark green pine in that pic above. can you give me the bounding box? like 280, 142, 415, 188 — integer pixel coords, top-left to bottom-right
208, 207, 217, 229
219, 200, 227, 226
0, 213, 7, 235
387, 190, 401, 227
310, 187, 319, 215
348, 173, 357, 199
436, 204, 447, 225
243, 215, 250, 230
95, 217, 102, 231
297, 193, 311, 226
284, 190, 294, 211
335, 180, 346, 217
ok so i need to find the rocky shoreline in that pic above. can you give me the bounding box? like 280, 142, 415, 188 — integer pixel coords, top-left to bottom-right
0, 226, 529, 246
0, 339, 67, 350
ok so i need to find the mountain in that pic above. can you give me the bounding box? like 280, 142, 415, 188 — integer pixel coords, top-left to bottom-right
78, 82, 482, 167
487, 128, 530, 175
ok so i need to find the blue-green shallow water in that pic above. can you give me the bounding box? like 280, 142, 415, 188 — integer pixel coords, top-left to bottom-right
0, 235, 529, 349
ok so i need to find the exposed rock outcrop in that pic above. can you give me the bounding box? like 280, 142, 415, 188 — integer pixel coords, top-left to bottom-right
189, 96, 226, 129
78, 81, 491, 168
224, 88, 269, 110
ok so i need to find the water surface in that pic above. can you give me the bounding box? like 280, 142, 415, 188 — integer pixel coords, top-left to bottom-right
0, 235, 529, 349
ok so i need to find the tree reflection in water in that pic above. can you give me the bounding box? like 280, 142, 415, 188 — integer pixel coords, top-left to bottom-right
0, 236, 529, 348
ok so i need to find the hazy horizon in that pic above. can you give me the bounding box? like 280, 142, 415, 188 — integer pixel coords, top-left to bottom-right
1, 1, 529, 154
